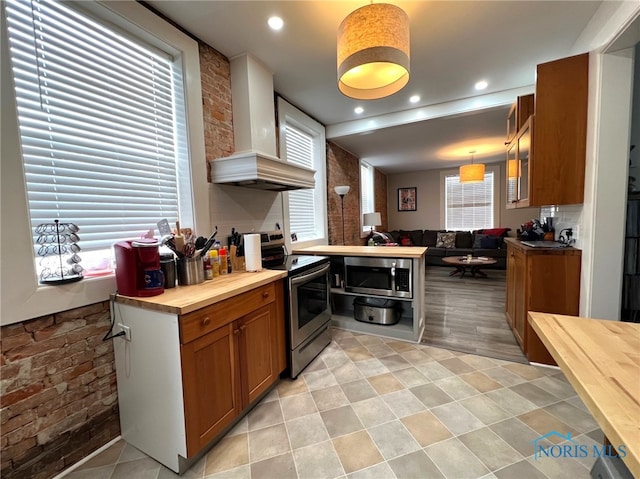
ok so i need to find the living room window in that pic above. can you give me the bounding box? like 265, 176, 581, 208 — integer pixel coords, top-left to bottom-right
444, 171, 495, 230
278, 97, 327, 246
5, 0, 193, 274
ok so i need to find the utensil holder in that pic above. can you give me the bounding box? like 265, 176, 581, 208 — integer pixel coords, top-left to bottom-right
177, 257, 204, 285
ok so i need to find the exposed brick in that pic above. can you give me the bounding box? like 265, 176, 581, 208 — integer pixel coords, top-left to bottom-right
1, 333, 35, 353
30, 347, 66, 370
3, 386, 57, 418
66, 323, 108, 344
4, 436, 37, 463
6, 421, 37, 446
4, 336, 67, 362
22, 316, 54, 333
0, 383, 44, 409
54, 303, 105, 321
34, 408, 66, 432
36, 409, 87, 445
1, 409, 35, 434
33, 319, 86, 342
1, 323, 27, 338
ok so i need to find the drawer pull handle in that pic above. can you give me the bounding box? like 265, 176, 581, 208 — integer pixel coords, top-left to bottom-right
239, 324, 246, 331
262, 291, 269, 298
202, 317, 211, 327
233, 328, 240, 336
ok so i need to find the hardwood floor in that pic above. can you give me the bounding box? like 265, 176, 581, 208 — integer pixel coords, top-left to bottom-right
422, 265, 528, 364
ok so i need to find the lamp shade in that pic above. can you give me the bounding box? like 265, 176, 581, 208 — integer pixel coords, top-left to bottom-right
334, 185, 350, 196
363, 212, 382, 227
459, 163, 485, 183
337, 3, 410, 100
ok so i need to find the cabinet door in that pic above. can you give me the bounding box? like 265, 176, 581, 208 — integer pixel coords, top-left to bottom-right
181, 323, 239, 456
506, 248, 517, 327
506, 140, 518, 208
238, 303, 279, 406
512, 250, 526, 349
517, 120, 531, 208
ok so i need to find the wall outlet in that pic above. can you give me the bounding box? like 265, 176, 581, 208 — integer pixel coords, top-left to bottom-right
118, 323, 131, 341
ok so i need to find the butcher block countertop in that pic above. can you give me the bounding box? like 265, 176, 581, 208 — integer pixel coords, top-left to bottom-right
293, 245, 427, 258
529, 312, 640, 477
112, 270, 287, 315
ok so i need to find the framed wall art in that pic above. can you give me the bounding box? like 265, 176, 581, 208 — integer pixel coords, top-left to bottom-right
398, 187, 417, 211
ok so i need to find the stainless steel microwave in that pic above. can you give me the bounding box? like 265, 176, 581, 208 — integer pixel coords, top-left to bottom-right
344, 257, 412, 299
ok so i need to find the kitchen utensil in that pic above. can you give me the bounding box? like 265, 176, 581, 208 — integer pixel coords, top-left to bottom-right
174, 221, 185, 253
177, 256, 204, 285
196, 226, 218, 258
195, 236, 207, 249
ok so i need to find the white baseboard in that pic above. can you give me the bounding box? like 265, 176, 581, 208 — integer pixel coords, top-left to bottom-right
530, 361, 561, 370
52, 435, 122, 479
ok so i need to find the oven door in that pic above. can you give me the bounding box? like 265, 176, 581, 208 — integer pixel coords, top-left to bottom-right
289, 262, 331, 349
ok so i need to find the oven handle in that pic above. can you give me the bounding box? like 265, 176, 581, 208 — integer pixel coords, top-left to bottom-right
290, 263, 330, 286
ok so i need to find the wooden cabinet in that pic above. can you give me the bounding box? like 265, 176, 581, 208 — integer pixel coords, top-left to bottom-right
506, 53, 588, 208
504, 238, 581, 364
506, 117, 532, 208
180, 281, 285, 456
506, 93, 534, 144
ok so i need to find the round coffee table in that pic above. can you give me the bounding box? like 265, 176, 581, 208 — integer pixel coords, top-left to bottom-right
442, 256, 498, 278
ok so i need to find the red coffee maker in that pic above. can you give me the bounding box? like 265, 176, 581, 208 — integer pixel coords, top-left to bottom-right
114, 239, 164, 297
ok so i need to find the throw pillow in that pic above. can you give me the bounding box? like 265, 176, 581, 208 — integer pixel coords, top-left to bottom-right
423, 230, 439, 247
480, 227, 511, 238
480, 235, 501, 249
399, 234, 413, 246
473, 234, 488, 249
436, 232, 456, 248
455, 231, 473, 249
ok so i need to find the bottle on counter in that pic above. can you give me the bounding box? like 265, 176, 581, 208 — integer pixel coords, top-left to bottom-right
209, 248, 219, 277
203, 253, 213, 280
219, 247, 228, 275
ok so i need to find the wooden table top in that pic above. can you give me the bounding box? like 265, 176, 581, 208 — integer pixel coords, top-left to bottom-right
113, 270, 287, 315
294, 245, 427, 258
442, 256, 497, 265
529, 312, 640, 477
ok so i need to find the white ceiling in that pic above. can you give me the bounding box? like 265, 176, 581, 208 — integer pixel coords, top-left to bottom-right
146, 1, 604, 174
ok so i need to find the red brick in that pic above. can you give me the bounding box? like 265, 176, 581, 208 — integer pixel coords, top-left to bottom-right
6, 420, 37, 445
4, 336, 67, 362
30, 347, 67, 369
1, 332, 34, 352
55, 303, 105, 321
33, 319, 86, 341
1, 409, 35, 434
36, 409, 87, 445
34, 407, 66, 432
23, 316, 54, 333
1, 323, 27, 338
0, 383, 44, 409
4, 436, 37, 462
4, 386, 57, 418
66, 362, 93, 381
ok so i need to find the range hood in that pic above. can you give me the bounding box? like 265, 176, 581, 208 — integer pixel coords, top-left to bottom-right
210, 54, 315, 191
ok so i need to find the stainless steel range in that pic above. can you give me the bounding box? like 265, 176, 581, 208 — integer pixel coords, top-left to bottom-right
246, 231, 331, 378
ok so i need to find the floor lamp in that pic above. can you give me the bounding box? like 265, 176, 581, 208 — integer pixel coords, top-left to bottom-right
334, 185, 350, 245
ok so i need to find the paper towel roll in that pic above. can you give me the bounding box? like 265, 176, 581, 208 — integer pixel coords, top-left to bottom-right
243, 234, 262, 272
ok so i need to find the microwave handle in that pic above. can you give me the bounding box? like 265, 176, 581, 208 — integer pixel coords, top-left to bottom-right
290, 263, 330, 286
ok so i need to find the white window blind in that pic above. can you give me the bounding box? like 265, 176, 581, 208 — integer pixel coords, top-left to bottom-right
5, 0, 185, 253
286, 124, 316, 241
360, 162, 374, 232
445, 172, 494, 230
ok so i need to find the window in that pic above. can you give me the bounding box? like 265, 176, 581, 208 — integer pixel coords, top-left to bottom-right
5, 0, 192, 272
444, 171, 495, 230
360, 161, 375, 233
1, 0, 205, 324
278, 97, 327, 246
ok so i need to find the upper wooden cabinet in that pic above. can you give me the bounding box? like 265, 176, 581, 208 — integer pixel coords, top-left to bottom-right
506, 53, 589, 208
506, 93, 534, 144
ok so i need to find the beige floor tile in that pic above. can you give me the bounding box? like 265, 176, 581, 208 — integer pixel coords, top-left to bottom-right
293, 440, 345, 478
303, 368, 338, 391
118, 443, 148, 463
250, 453, 296, 479
367, 420, 421, 460
75, 439, 124, 470
414, 361, 455, 380
338, 337, 363, 350
322, 350, 352, 369
528, 455, 591, 478
351, 396, 396, 428
392, 366, 430, 388
423, 346, 456, 360
332, 430, 384, 474
460, 371, 503, 392
364, 342, 396, 358
426, 437, 490, 479
378, 354, 411, 371
65, 465, 115, 479
486, 387, 538, 416
483, 366, 528, 387
399, 349, 433, 365
530, 375, 578, 400
503, 363, 547, 380
381, 389, 426, 418
543, 401, 599, 433
341, 379, 377, 403
286, 412, 330, 450
494, 460, 547, 479
517, 409, 579, 443
331, 362, 364, 383
490, 418, 551, 457
387, 450, 445, 479
459, 394, 512, 425
249, 423, 290, 462
354, 358, 390, 377
386, 340, 416, 353
347, 461, 396, 479
204, 434, 249, 475
409, 382, 454, 409
277, 378, 309, 398
438, 357, 476, 375
344, 346, 374, 362
320, 405, 364, 438
400, 410, 452, 447
280, 392, 318, 420
311, 385, 350, 411
248, 400, 284, 431
460, 354, 499, 370
367, 372, 405, 395
434, 375, 480, 399
110, 457, 161, 479
431, 402, 485, 436
509, 382, 561, 407
458, 427, 524, 471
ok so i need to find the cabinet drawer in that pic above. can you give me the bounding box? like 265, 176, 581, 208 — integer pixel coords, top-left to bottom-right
180, 283, 276, 344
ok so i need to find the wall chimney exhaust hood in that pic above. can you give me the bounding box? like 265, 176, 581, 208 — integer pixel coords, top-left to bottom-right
210, 54, 315, 191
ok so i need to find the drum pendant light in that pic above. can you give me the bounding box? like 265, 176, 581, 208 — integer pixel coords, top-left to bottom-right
459, 150, 485, 183
337, 3, 410, 100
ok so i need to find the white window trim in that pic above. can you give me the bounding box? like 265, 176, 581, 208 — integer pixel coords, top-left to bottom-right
439, 163, 501, 230
360, 161, 375, 237
278, 98, 327, 251
0, 1, 207, 325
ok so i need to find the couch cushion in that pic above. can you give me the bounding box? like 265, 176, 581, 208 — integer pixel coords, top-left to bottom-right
426, 247, 446, 257
474, 248, 507, 258
423, 230, 439, 247
477, 227, 511, 238
389, 231, 400, 243
448, 248, 473, 256
455, 231, 473, 248
436, 232, 456, 248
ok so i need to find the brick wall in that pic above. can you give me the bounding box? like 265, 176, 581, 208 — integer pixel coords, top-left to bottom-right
374, 168, 389, 231
0, 303, 119, 479
326, 141, 361, 245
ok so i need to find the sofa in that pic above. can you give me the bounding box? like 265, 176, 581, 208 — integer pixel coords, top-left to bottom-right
386, 228, 511, 269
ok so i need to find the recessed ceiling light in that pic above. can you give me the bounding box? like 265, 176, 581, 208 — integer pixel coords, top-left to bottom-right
475, 80, 488, 91
354, 106, 364, 114
409, 95, 420, 103
268, 16, 284, 31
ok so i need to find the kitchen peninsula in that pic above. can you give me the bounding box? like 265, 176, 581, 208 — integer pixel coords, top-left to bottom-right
293, 245, 427, 342
111, 270, 287, 473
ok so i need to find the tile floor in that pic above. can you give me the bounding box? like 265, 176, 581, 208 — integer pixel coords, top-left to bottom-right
64, 329, 602, 479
